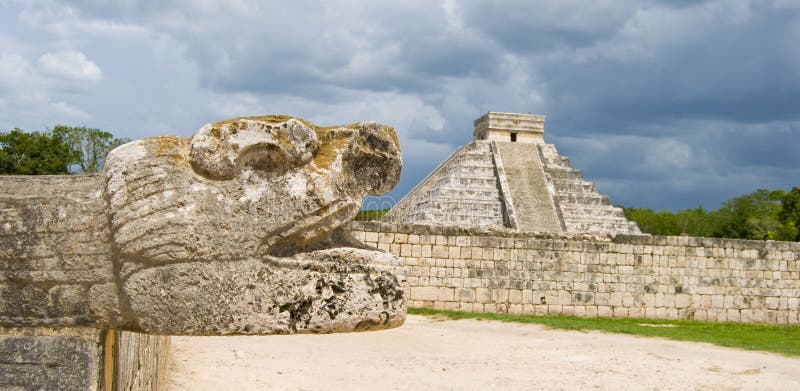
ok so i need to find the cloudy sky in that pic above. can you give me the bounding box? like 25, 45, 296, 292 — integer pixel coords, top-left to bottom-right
1, 0, 798, 211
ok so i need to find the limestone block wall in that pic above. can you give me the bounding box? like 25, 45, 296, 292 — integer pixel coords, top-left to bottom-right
113, 331, 170, 391
0, 327, 170, 390
349, 221, 800, 324
0, 327, 106, 390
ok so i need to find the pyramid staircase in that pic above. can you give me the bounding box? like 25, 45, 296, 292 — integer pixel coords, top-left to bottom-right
539, 144, 640, 234
383, 142, 507, 228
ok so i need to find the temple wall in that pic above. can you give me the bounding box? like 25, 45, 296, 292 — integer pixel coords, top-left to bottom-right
349, 221, 800, 324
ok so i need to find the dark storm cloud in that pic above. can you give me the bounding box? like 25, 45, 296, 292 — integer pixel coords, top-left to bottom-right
3, 0, 799, 211
533, 2, 800, 132
461, 1, 635, 52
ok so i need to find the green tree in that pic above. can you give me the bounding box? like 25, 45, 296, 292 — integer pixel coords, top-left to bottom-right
624, 188, 798, 241
774, 187, 800, 241
711, 189, 782, 240
0, 129, 73, 174
0, 126, 129, 175
674, 207, 714, 237
623, 206, 713, 237
52, 125, 130, 173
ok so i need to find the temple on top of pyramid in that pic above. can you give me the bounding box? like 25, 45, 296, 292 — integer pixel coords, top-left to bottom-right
382, 112, 641, 235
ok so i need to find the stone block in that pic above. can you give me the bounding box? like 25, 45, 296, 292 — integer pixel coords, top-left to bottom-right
727, 309, 740, 322
476, 288, 492, 304
364, 231, 379, 243
597, 306, 613, 317
675, 294, 691, 308
0, 328, 103, 391
766, 297, 780, 310
456, 288, 476, 302
492, 289, 509, 302
432, 245, 449, 258
438, 288, 455, 302
411, 287, 439, 301
400, 244, 413, 257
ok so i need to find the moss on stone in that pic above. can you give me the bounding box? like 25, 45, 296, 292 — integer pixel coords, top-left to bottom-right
144, 136, 190, 170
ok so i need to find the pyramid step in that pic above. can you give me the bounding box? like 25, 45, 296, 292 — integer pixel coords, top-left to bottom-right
408, 215, 504, 228
416, 200, 502, 211
420, 194, 503, 205
408, 211, 504, 222
437, 176, 498, 188
540, 144, 560, 159
545, 167, 583, 180
410, 211, 504, 220
562, 216, 631, 225
551, 179, 596, 193
543, 155, 571, 168
565, 220, 640, 233
428, 187, 500, 200
557, 193, 611, 206
444, 163, 494, 175
560, 205, 627, 219
414, 211, 503, 221
453, 158, 495, 168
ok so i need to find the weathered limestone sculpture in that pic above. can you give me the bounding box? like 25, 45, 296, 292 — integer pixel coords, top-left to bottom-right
0, 115, 405, 388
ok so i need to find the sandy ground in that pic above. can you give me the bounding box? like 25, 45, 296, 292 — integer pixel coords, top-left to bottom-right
166, 315, 800, 390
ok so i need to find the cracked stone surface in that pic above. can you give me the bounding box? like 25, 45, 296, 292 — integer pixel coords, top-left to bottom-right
0, 115, 406, 336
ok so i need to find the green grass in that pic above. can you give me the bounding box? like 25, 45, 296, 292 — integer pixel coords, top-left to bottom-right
356, 208, 390, 221
409, 307, 800, 357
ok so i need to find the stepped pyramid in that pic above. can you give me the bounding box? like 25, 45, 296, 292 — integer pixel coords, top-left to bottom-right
383, 112, 641, 235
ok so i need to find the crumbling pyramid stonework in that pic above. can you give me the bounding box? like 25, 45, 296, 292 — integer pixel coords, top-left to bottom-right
383, 112, 640, 235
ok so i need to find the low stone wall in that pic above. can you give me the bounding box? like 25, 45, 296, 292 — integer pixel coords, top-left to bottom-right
0, 327, 169, 390
349, 221, 800, 324
113, 331, 170, 391
0, 327, 106, 390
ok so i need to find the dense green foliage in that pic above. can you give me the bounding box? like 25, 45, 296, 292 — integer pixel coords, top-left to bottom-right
410, 307, 800, 356
356, 208, 390, 221
623, 188, 800, 241
0, 126, 129, 174
0, 129, 74, 174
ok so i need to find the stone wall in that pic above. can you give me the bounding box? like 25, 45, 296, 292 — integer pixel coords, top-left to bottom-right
0, 327, 106, 390
349, 221, 800, 324
113, 331, 170, 391
0, 327, 170, 390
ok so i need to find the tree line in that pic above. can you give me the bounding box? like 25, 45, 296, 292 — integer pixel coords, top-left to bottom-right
0, 126, 129, 175
622, 188, 800, 242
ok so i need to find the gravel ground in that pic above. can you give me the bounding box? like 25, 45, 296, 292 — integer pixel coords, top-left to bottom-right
166, 315, 800, 390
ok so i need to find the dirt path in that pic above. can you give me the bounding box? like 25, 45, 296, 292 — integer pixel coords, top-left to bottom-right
166, 315, 800, 390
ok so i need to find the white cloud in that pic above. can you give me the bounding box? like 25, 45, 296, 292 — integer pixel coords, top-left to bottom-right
50, 101, 91, 119
37, 50, 102, 81
0, 51, 31, 87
